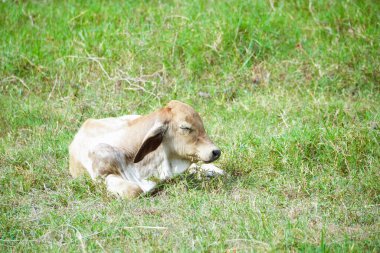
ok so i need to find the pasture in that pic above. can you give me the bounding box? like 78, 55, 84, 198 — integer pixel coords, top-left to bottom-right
0, 0, 379, 251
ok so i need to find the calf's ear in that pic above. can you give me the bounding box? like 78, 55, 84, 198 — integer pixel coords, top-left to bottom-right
133, 121, 168, 163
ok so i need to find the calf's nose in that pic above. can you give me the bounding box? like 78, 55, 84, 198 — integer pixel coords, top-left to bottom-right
212, 149, 221, 160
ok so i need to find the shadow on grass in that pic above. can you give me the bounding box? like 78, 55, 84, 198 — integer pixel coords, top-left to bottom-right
144, 172, 239, 198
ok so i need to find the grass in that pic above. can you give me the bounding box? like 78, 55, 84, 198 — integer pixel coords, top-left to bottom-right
0, 0, 379, 251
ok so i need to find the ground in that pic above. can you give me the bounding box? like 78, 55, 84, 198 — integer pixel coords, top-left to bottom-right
0, 0, 379, 251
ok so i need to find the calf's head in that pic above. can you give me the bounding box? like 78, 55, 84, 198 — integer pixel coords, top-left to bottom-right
133, 100, 221, 164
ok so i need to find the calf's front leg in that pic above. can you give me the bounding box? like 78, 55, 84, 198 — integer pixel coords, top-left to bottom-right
105, 174, 143, 199
90, 143, 144, 198
188, 163, 225, 177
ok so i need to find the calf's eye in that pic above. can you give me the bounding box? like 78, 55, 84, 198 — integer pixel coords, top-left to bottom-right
180, 126, 192, 132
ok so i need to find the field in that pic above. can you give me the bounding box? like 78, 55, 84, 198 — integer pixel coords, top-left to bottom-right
1, 0, 379, 251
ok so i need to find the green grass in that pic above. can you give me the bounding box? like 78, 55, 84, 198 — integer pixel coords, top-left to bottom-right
1, 0, 379, 251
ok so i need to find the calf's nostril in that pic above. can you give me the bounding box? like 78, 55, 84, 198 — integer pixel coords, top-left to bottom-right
212, 149, 221, 158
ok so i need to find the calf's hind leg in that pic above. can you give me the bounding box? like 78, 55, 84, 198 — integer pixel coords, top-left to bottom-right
90, 144, 143, 198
